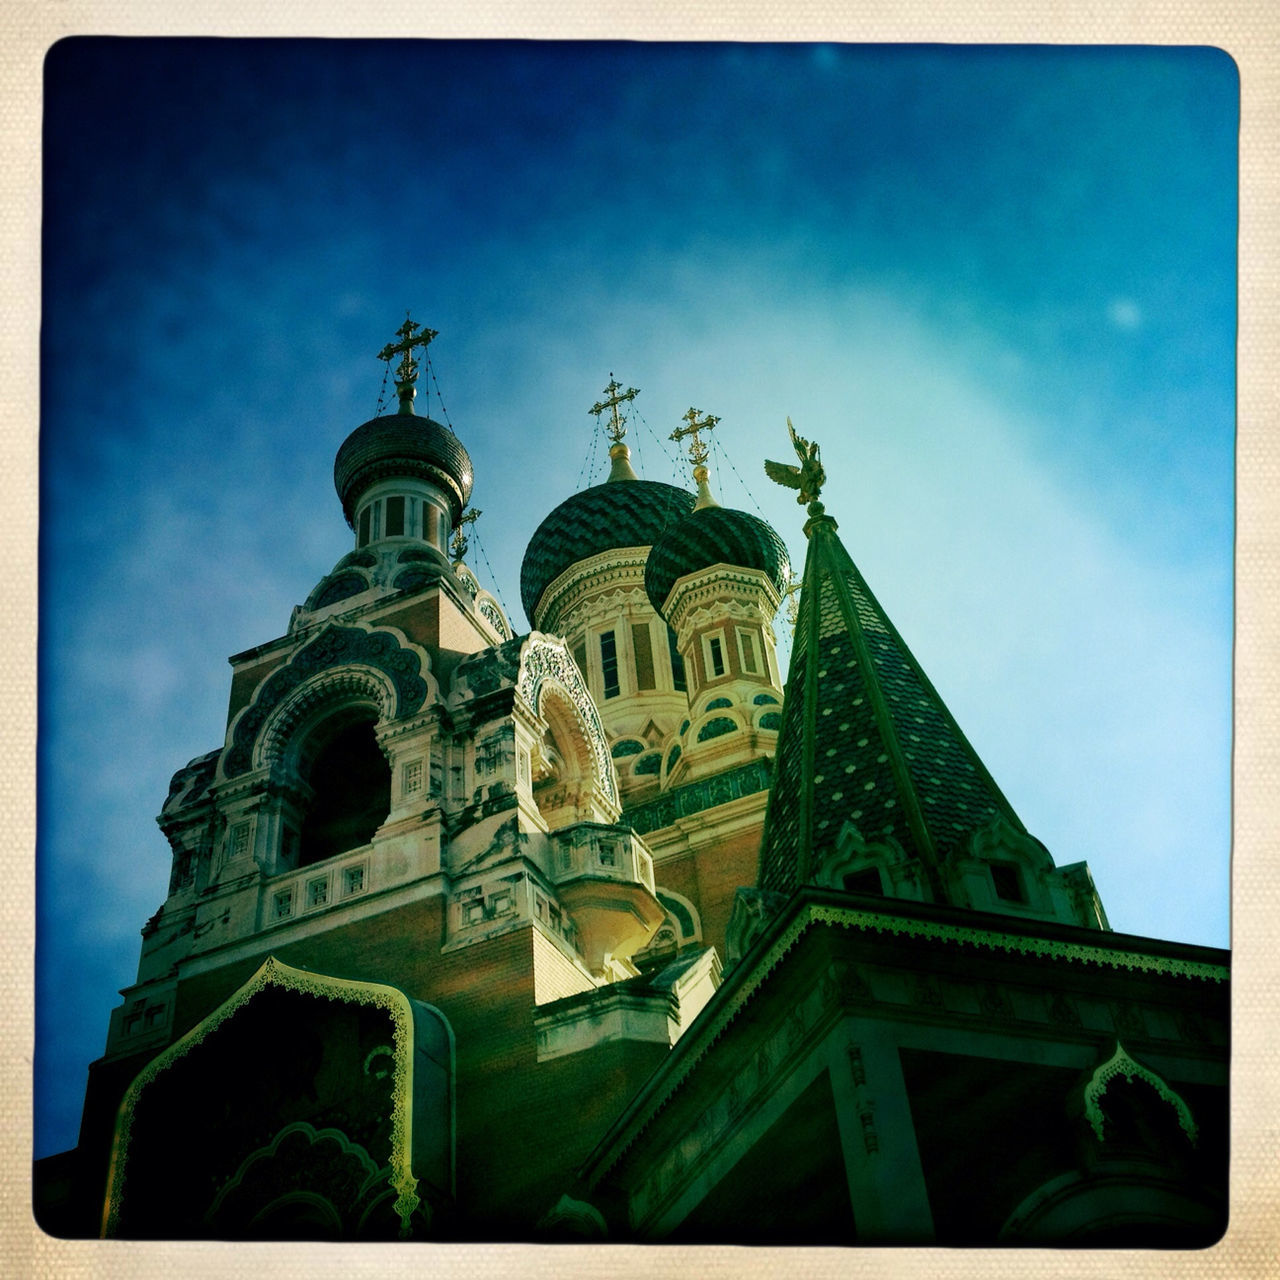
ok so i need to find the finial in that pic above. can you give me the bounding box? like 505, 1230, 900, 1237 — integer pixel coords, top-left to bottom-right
590, 374, 640, 444
764, 416, 827, 513
377, 314, 439, 415
591, 374, 642, 482
450, 507, 482, 563
670, 406, 721, 510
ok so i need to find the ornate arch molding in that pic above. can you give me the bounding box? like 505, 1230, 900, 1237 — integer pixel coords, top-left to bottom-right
222, 623, 435, 779
1083, 1041, 1199, 1146
817, 822, 925, 899
517, 634, 619, 810
966, 812, 1054, 873
102, 956, 454, 1240
255, 667, 395, 775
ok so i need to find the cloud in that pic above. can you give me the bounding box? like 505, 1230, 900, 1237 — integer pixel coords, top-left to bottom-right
1107, 297, 1144, 330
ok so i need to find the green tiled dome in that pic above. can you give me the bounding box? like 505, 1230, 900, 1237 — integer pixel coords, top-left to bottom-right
520, 480, 694, 624
334, 412, 474, 526
644, 506, 790, 616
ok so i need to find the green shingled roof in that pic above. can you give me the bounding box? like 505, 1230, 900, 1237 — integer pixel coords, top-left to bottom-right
644, 505, 791, 617
520, 479, 694, 625
758, 503, 1025, 898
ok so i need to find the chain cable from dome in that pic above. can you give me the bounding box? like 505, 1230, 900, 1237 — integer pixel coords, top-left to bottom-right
470, 523, 513, 617
710, 430, 770, 519
374, 353, 392, 418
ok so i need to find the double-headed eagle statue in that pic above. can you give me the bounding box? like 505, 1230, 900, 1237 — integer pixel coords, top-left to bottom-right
765, 417, 826, 506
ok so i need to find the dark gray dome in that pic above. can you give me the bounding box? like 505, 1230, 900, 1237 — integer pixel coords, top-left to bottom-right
334, 411, 474, 526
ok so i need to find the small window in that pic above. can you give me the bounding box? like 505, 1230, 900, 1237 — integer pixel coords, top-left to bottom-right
273, 889, 294, 920
737, 627, 760, 675
668, 628, 687, 692
599, 842, 617, 867
402, 759, 423, 796
708, 635, 726, 679
991, 862, 1026, 903
843, 867, 884, 896
230, 822, 251, 860
466, 901, 484, 925
600, 630, 620, 699
358, 506, 372, 547
492, 892, 513, 916
342, 865, 365, 897
145, 1005, 165, 1028
306, 878, 329, 909
385, 495, 406, 537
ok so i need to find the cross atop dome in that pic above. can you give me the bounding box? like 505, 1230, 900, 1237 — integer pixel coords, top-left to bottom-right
589, 375, 640, 445
377, 315, 439, 414
670, 406, 721, 509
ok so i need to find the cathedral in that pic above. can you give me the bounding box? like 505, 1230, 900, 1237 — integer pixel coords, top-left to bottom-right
35, 319, 1229, 1244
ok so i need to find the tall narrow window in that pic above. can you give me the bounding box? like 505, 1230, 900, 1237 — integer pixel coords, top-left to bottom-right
667, 628, 687, 692
737, 627, 760, 675
708, 636, 726, 678
371, 502, 381, 541
385, 495, 405, 537
573, 643, 588, 680
600, 630, 620, 699
632, 623, 656, 691
358, 506, 372, 547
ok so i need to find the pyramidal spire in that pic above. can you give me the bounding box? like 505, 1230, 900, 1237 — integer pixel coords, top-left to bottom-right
757, 423, 1028, 901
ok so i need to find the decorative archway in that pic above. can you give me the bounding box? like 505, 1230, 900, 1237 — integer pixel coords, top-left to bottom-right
223, 622, 433, 780
517, 635, 620, 821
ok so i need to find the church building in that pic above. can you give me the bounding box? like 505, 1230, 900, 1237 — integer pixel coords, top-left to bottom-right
35, 319, 1229, 1245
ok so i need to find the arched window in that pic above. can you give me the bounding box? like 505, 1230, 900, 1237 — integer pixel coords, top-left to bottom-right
298, 718, 390, 867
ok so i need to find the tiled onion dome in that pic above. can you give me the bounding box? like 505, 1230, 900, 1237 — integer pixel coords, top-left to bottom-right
644, 506, 791, 618
520, 480, 695, 624
333, 412, 474, 527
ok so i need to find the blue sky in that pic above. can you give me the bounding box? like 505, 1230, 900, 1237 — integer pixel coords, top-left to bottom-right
37, 39, 1237, 1160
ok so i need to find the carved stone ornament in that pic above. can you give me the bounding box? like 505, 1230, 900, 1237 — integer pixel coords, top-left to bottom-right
967, 812, 1053, 872
517, 634, 619, 808
224, 624, 431, 778
1082, 1041, 1199, 1146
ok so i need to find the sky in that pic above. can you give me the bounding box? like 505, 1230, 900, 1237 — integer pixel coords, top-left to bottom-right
37, 39, 1237, 1161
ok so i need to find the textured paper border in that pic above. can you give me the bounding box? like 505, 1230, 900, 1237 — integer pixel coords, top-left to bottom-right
4, 4, 1275, 1277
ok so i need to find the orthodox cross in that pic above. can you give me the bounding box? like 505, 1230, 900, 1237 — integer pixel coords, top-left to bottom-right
589, 374, 640, 444
670, 406, 720, 471
378, 315, 439, 411
450, 507, 482, 562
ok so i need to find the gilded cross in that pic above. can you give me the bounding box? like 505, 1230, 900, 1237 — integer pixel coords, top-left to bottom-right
589, 374, 640, 444
669, 406, 721, 470
377, 315, 439, 409
451, 507, 482, 562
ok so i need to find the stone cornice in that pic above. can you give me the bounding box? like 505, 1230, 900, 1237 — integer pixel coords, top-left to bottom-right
536, 550, 649, 634
581, 892, 1229, 1185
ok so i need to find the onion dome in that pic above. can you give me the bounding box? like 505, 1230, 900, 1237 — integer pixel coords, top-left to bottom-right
333, 411, 474, 528
644, 505, 791, 617
520, 461, 694, 624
